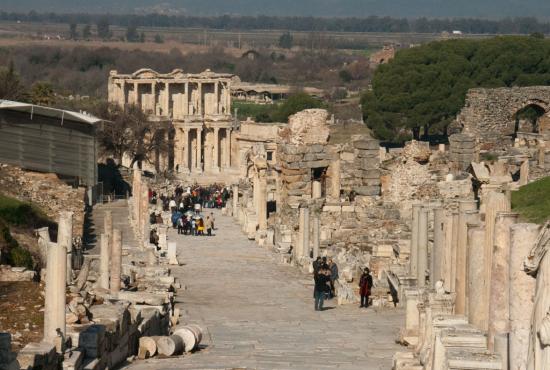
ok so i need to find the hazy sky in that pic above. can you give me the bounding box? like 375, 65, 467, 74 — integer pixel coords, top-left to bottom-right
2, 0, 550, 18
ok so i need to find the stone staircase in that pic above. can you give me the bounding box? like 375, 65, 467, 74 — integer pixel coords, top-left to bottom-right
83, 199, 138, 257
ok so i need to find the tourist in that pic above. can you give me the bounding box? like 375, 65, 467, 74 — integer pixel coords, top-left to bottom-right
205, 216, 213, 236
155, 212, 163, 225
149, 229, 159, 247
314, 266, 331, 311
328, 258, 339, 298
359, 268, 373, 308
312, 256, 322, 274
197, 218, 205, 236
177, 215, 185, 235
191, 217, 197, 236
169, 198, 177, 212
210, 212, 215, 230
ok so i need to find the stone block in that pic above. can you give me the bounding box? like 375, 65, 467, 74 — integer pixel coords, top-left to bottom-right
79, 325, 106, 358
322, 205, 342, 213
17, 342, 57, 370
62, 350, 83, 370
353, 139, 379, 150
354, 186, 380, 196
359, 157, 379, 169
360, 169, 381, 179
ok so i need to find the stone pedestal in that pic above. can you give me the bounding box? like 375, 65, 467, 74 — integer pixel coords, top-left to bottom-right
110, 229, 122, 295
456, 200, 478, 315
519, 160, 529, 186
312, 181, 322, 199
99, 233, 110, 290
509, 223, 539, 370
488, 212, 518, 350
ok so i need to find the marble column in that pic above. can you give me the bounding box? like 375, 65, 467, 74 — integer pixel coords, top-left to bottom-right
312, 216, 320, 260
58, 212, 73, 285
110, 229, 122, 295
509, 224, 539, 370
232, 184, 239, 217
443, 212, 454, 292
214, 81, 219, 114
182, 129, 189, 172
99, 233, 110, 290
519, 160, 529, 186
174, 128, 182, 171
257, 177, 267, 231
298, 207, 309, 260
43, 212, 70, 343
141, 188, 149, 247
225, 128, 232, 168
488, 212, 519, 350
417, 209, 429, 288
467, 222, 486, 331
432, 208, 445, 287
450, 211, 459, 293
410, 203, 423, 277
303, 207, 310, 259
482, 191, 511, 332
456, 200, 478, 315
312, 181, 322, 199
198, 82, 203, 115
213, 127, 220, 172
196, 128, 203, 172
104, 210, 113, 259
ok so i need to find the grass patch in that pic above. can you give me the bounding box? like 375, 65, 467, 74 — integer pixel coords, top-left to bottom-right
511, 176, 550, 224
0, 194, 52, 228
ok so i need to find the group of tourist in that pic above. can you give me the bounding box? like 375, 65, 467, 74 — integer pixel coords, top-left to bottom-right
148, 183, 232, 240
312, 256, 373, 311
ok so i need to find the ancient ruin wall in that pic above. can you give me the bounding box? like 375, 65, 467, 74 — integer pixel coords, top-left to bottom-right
454, 86, 550, 148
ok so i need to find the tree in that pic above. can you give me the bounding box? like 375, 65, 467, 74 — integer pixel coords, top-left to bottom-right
271, 93, 324, 122
279, 31, 294, 49
126, 24, 139, 42
139, 32, 146, 43
96, 17, 111, 39
0, 61, 26, 101
154, 34, 164, 43
82, 24, 92, 39
361, 36, 550, 143
69, 23, 78, 40
29, 82, 55, 106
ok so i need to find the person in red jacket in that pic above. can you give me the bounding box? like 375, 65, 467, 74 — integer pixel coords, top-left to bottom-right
359, 267, 373, 308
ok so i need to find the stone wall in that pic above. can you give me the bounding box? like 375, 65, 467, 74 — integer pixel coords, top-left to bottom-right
453, 86, 550, 148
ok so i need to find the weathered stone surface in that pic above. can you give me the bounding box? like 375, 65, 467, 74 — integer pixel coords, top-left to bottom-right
285, 109, 330, 145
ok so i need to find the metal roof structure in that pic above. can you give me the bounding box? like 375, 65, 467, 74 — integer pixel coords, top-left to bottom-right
0, 99, 102, 125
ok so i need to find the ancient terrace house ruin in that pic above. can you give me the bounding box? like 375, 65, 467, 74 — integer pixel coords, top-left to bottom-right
108, 69, 235, 176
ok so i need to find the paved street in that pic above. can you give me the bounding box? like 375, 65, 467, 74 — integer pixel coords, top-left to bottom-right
126, 209, 404, 370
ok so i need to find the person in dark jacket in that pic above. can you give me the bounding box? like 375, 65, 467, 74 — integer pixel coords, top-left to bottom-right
359, 268, 373, 308
312, 257, 322, 275
314, 267, 331, 311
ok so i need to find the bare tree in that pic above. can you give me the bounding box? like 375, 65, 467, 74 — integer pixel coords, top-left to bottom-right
0, 61, 26, 101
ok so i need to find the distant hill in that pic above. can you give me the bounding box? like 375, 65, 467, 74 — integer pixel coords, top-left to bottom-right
2, 0, 550, 19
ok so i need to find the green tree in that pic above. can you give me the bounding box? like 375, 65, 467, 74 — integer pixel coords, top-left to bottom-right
0, 61, 26, 101
279, 31, 294, 49
69, 23, 78, 40
361, 36, 550, 143
271, 92, 324, 122
29, 82, 56, 106
126, 24, 139, 42
82, 24, 92, 39
154, 34, 164, 43
139, 32, 146, 43
96, 17, 111, 39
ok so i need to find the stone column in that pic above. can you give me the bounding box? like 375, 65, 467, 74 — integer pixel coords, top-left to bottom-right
467, 223, 486, 331
417, 209, 429, 288
330, 160, 341, 199
104, 210, 113, 257
312, 181, 322, 199
214, 81, 219, 114
198, 82, 203, 115
225, 128, 232, 168
110, 229, 122, 295
213, 127, 220, 172
165, 82, 170, 115
519, 160, 529, 186
302, 207, 310, 259
443, 212, 454, 292
538, 142, 546, 168
133, 82, 138, 105
450, 211, 459, 293
141, 188, 149, 246
432, 208, 445, 287
312, 215, 320, 260
99, 233, 110, 290
455, 200, 478, 315
196, 128, 203, 172
509, 223, 539, 370
43, 213, 70, 343
257, 177, 267, 231
488, 212, 519, 350
232, 184, 239, 217
182, 129, 189, 172
482, 191, 511, 332
297, 207, 309, 260
58, 212, 73, 285
183, 82, 189, 115
410, 203, 423, 277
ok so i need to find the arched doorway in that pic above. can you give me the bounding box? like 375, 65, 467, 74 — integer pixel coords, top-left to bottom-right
513, 104, 546, 139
